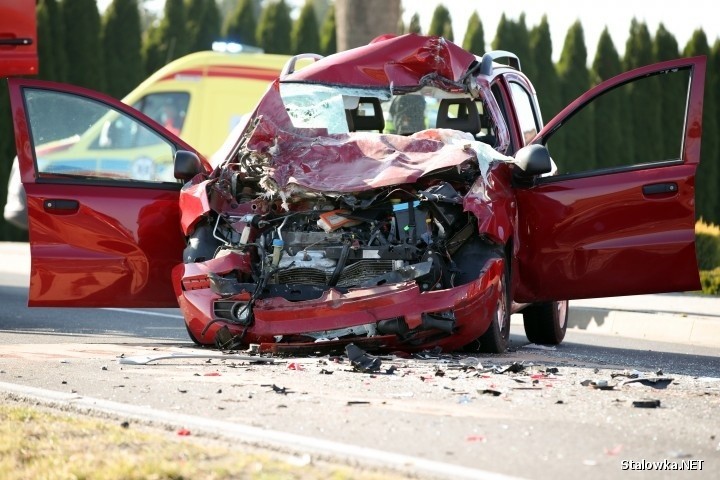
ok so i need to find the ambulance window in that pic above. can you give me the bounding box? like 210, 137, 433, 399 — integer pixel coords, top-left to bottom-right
133, 92, 190, 138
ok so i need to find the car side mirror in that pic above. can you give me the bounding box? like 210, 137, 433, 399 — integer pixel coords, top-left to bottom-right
174, 150, 203, 181
514, 144, 552, 176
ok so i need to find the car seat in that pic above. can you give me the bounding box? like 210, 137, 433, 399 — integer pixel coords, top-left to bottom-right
436, 98, 480, 135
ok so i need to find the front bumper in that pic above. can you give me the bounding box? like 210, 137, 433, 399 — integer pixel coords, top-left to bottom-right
173, 255, 504, 353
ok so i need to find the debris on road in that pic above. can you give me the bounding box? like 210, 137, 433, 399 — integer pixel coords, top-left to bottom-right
622, 377, 674, 389
118, 352, 274, 365
604, 444, 623, 456
262, 384, 290, 395
522, 344, 557, 351
495, 362, 526, 374
480, 389, 502, 397
345, 344, 382, 373
632, 399, 662, 408
580, 379, 616, 390
610, 369, 642, 379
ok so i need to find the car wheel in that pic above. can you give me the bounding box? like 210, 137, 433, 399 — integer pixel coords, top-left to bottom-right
478, 256, 511, 353
522, 300, 568, 345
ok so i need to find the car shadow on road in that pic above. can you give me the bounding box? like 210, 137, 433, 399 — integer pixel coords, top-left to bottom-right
0, 284, 188, 341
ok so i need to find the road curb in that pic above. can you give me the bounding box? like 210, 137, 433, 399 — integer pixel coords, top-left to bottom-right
512, 306, 720, 347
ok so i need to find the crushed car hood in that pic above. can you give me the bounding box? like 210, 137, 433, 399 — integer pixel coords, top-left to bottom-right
236, 82, 510, 197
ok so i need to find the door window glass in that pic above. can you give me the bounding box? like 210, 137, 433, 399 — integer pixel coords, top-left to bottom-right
509, 82, 539, 146
24, 88, 177, 182
545, 67, 690, 176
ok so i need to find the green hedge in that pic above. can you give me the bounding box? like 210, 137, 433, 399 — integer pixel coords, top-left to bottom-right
700, 268, 720, 295
696, 220, 720, 270
696, 232, 720, 270
696, 220, 720, 295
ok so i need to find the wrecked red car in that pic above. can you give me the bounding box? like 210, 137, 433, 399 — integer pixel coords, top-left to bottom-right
8, 34, 704, 354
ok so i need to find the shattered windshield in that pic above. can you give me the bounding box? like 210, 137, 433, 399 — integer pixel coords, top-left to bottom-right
277, 82, 498, 141
279, 83, 391, 134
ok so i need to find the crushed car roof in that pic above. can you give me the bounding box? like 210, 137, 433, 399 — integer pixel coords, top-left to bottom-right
283, 34, 477, 88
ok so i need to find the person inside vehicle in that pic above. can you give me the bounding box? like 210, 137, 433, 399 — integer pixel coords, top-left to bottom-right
160, 100, 182, 136
389, 94, 426, 135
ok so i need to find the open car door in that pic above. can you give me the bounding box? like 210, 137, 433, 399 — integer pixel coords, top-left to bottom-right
8, 78, 209, 307
515, 56, 705, 302
0, 0, 37, 77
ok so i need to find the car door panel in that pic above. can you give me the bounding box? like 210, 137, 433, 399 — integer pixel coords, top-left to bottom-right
515, 56, 705, 303
8, 78, 206, 307
0, 0, 37, 77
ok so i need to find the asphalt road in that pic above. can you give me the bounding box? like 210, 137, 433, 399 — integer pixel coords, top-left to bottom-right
1, 265, 719, 479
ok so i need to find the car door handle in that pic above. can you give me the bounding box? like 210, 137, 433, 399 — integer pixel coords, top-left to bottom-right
642, 182, 678, 196
0, 38, 33, 47
44, 199, 79, 214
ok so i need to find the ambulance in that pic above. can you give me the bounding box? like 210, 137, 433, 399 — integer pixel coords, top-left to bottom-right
124, 45, 292, 157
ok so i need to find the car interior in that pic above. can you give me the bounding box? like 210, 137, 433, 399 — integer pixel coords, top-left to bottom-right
343, 92, 497, 148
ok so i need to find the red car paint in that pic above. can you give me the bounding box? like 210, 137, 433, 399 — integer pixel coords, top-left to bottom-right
0, 0, 37, 77
8, 34, 705, 353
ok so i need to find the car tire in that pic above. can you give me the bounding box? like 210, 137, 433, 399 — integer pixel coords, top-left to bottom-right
522, 301, 568, 345
478, 256, 511, 353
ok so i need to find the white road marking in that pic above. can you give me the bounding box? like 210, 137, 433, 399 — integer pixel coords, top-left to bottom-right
102, 308, 184, 319
0, 381, 524, 480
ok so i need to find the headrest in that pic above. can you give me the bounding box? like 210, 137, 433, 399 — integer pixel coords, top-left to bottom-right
436, 98, 480, 134
349, 97, 385, 131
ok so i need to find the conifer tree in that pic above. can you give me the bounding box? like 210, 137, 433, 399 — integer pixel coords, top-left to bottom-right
36, 0, 68, 82
591, 28, 624, 168
492, 14, 530, 75
256, 0, 293, 54
428, 5, 453, 41
292, 0, 321, 54
408, 13, 421, 34
186, 0, 221, 53
143, 0, 188, 75
223, 0, 256, 45
462, 12, 484, 54
491, 14, 511, 50
685, 30, 719, 222
711, 39, 720, 222
102, 0, 144, 98
397, 17, 405, 35
529, 16, 560, 120
553, 20, 594, 172
62, 0, 105, 90
512, 14, 532, 79
623, 19, 662, 161
591, 28, 623, 84
319, 4, 337, 55
653, 23, 679, 61
653, 24, 684, 160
